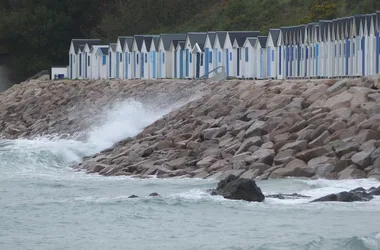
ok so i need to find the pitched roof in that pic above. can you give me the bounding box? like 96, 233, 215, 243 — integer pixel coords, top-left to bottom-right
258, 36, 267, 48
247, 37, 257, 47
186, 32, 207, 47
109, 43, 117, 52
98, 47, 109, 55
178, 41, 185, 50
269, 29, 280, 45
143, 36, 153, 51
172, 39, 185, 49
228, 31, 260, 46
134, 35, 144, 51
118, 36, 132, 51
207, 32, 217, 48
123, 37, 134, 51
215, 31, 228, 48
152, 36, 160, 50
160, 33, 187, 50
71, 39, 102, 53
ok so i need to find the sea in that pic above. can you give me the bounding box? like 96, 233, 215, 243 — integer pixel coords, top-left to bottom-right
1, 98, 380, 250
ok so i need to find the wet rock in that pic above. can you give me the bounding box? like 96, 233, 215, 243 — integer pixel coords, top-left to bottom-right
351, 150, 373, 169
338, 165, 367, 180
333, 141, 359, 157
311, 191, 373, 202
248, 148, 275, 165
196, 156, 217, 168
269, 159, 314, 178
295, 145, 332, 162
128, 195, 139, 199
210, 175, 265, 202
235, 137, 263, 155
149, 192, 160, 197
267, 193, 311, 200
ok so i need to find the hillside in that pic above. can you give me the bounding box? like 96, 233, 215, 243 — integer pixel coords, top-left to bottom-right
0, 0, 379, 79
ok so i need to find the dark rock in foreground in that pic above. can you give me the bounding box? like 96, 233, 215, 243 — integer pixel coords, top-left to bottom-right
149, 192, 160, 197
210, 175, 265, 202
267, 193, 311, 200
128, 195, 139, 198
311, 186, 379, 202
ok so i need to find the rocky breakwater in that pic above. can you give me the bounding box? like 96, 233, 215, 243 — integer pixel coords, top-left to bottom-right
0, 79, 206, 139
76, 76, 380, 181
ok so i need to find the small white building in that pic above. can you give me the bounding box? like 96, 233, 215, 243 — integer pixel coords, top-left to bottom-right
203, 32, 216, 78
148, 36, 160, 79
88, 45, 108, 79
223, 31, 260, 78
213, 32, 228, 77
107, 43, 117, 79
183, 33, 207, 79
265, 29, 280, 79
141, 36, 154, 79
242, 37, 256, 79
132, 35, 144, 79
116, 36, 132, 79
95, 47, 109, 79
277, 29, 285, 79
157, 34, 187, 79
68, 39, 102, 79
51, 66, 68, 80
122, 37, 134, 79
254, 36, 267, 79
175, 41, 186, 79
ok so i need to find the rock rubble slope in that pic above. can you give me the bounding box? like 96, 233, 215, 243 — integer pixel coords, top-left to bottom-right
1, 77, 380, 180
0, 79, 205, 139
74, 77, 380, 181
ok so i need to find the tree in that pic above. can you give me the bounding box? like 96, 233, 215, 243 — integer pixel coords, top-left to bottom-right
300, 0, 338, 24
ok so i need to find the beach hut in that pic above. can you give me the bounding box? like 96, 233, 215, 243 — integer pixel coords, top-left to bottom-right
149, 36, 160, 79
170, 40, 183, 79
253, 36, 267, 79
69, 39, 101, 79
88, 45, 107, 79
224, 31, 260, 78
115, 36, 131, 79
157, 34, 187, 79
376, 12, 380, 75
203, 32, 216, 78
319, 20, 329, 78
175, 41, 186, 79
266, 29, 280, 79
213, 32, 228, 76
122, 37, 134, 79
131, 35, 144, 79
141, 36, 154, 79
95, 47, 109, 79
107, 43, 117, 79
242, 37, 256, 79
183, 32, 207, 79
367, 14, 376, 76
191, 41, 205, 78
277, 29, 285, 80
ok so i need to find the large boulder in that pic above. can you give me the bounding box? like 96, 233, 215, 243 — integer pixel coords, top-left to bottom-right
311, 187, 374, 202
269, 159, 314, 178
210, 175, 265, 202
311, 191, 373, 202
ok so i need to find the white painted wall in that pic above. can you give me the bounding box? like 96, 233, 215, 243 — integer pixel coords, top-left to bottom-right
51, 67, 68, 80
